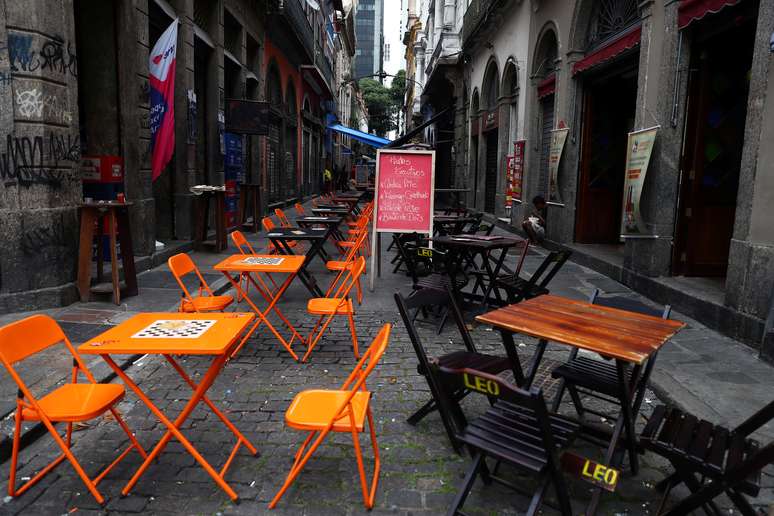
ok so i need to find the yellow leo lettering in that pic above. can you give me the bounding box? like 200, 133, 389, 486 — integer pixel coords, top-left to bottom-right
605, 468, 618, 486
474, 376, 488, 393
582, 460, 593, 478
593, 465, 607, 481
485, 380, 500, 396
463, 373, 476, 390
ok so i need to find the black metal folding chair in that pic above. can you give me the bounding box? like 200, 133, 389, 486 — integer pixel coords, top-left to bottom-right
395, 288, 512, 453
432, 363, 578, 516
495, 250, 571, 304
641, 400, 774, 516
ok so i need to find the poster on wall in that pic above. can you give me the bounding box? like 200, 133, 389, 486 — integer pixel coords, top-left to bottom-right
512, 140, 526, 203
621, 126, 659, 237
547, 128, 569, 204
504, 155, 515, 213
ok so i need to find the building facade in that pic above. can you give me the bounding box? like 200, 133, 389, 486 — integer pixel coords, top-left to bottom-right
353, 0, 384, 81
0, 0, 348, 313
452, 0, 774, 357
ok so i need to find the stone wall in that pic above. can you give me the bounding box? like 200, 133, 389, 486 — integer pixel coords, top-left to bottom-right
0, 0, 82, 311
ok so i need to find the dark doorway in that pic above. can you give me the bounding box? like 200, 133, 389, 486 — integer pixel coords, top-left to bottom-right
470, 134, 479, 207
484, 129, 499, 213
576, 60, 638, 243
674, 7, 756, 276
538, 94, 555, 196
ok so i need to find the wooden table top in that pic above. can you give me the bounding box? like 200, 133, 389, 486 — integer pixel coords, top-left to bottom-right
213, 254, 305, 274
476, 295, 685, 364
79, 313, 255, 356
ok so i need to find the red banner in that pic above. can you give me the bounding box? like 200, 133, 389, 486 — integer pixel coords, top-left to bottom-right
512, 140, 525, 202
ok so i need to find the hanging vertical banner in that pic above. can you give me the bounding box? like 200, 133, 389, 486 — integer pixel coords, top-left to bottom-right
547, 128, 569, 204
621, 126, 659, 236
149, 19, 179, 181
512, 140, 526, 203
504, 155, 515, 213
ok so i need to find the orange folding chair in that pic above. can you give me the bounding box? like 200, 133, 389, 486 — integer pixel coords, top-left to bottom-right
274, 208, 292, 227
231, 230, 281, 298
169, 253, 234, 312
326, 230, 368, 304
336, 216, 370, 257
304, 256, 366, 362
0, 315, 147, 504
269, 323, 391, 510
294, 202, 306, 217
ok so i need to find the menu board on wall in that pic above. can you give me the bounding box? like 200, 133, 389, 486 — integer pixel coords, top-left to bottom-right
512, 140, 525, 203
621, 126, 658, 237
373, 149, 435, 234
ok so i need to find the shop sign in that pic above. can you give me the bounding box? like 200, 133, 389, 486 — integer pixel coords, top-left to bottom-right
621, 126, 659, 237
504, 155, 514, 213
547, 128, 569, 204
512, 140, 525, 203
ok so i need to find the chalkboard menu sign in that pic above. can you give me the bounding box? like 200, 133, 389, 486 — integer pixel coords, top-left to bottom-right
373, 149, 435, 234
224, 99, 269, 135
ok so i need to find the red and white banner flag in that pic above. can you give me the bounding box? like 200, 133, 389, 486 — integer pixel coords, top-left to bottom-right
149, 20, 178, 181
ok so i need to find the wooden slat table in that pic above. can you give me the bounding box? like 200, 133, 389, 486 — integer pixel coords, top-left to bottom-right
477, 294, 685, 514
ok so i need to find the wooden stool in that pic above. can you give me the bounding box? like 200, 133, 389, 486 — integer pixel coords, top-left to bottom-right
77, 202, 138, 304
194, 190, 227, 252
238, 183, 261, 233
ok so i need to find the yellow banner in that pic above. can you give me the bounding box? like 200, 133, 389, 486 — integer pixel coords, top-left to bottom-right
621, 127, 658, 236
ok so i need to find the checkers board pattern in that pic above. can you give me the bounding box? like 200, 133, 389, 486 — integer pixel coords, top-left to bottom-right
237, 256, 285, 266
132, 319, 217, 339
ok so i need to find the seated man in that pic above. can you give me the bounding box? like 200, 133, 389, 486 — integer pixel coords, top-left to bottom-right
522, 195, 546, 243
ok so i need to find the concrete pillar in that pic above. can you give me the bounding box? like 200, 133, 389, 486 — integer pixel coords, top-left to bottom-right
622, 0, 679, 276
0, 0, 82, 311
443, 0, 455, 31
725, 0, 774, 346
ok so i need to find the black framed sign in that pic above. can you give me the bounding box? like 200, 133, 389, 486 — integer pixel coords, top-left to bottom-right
224, 99, 269, 135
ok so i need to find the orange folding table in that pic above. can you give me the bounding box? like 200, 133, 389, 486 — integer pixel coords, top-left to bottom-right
78, 312, 258, 502
214, 254, 306, 361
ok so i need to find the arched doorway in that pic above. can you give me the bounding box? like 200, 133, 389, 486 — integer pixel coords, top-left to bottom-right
481, 61, 500, 214
574, 0, 641, 244
302, 98, 313, 197
266, 63, 283, 204
533, 27, 558, 200
285, 81, 298, 202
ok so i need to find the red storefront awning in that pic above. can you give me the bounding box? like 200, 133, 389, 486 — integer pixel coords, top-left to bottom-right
678, 0, 743, 29
537, 74, 556, 99
572, 26, 642, 76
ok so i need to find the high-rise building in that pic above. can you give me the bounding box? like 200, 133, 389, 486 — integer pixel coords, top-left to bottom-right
353, 0, 384, 81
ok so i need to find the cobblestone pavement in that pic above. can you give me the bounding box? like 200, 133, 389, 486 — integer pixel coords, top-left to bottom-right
0, 207, 772, 515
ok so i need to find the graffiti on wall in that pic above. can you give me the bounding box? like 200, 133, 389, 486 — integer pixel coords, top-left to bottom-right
8, 33, 77, 77
0, 133, 81, 188
15, 88, 72, 124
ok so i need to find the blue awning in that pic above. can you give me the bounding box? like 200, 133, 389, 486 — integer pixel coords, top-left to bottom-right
327, 124, 391, 148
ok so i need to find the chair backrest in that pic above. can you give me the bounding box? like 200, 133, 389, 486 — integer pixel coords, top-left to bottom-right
516, 250, 572, 301
0, 315, 97, 391
168, 253, 214, 305
392, 233, 426, 285
431, 363, 559, 457
294, 203, 306, 217
326, 233, 369, 298
231, 230, 257, 255
339, 323, 391, 395
395, 287, 477, 377
262, 216, 276, 232
329, 256, 366, 301
275, 208, 291, 227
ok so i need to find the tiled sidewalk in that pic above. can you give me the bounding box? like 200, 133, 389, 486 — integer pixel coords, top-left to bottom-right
0, 202, 771, 515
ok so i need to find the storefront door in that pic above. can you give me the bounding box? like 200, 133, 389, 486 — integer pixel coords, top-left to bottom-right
484, 130, 499, 213
576, 62, 638, 243
674, 14, 756, 276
